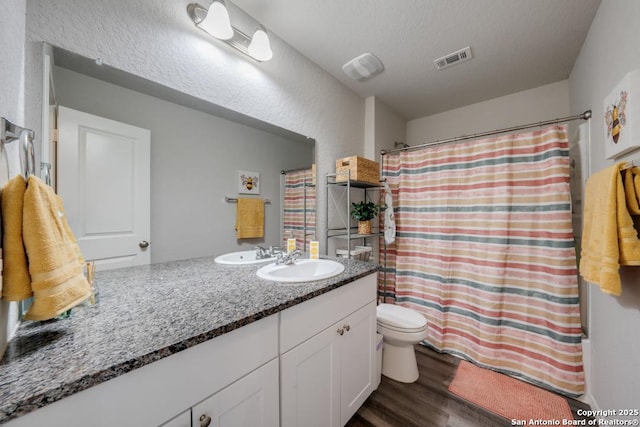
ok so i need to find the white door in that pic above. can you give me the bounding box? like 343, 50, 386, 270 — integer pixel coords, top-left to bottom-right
57, 106, 151, 270
191, 359, 279, 427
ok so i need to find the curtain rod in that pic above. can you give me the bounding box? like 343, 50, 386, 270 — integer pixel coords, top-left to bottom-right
380, 110, 592, 156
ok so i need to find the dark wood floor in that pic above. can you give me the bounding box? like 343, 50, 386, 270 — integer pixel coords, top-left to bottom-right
346, 345, 592, 427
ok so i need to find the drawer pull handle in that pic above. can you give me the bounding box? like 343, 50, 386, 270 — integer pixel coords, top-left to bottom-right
337, 327, 344, 336
200, 414, 212, 427
343, 324, 350, 332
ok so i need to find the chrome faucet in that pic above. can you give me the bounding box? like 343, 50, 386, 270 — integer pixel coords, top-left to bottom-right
255, 245, 283, 259
276, 250, 302, 265
268, 245, 282, 256
255, 246, 269, 259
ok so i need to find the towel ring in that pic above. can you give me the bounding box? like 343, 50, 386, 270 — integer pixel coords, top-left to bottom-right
1, 117, 36, 180
19, 129, 36, 179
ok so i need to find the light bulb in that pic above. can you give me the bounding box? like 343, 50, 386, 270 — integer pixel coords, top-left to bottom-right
248, 26, 273, 61
198, 0, 233, 40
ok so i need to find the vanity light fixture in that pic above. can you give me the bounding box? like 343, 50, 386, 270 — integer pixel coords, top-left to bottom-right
248, 25, 273, 62
191, 0, 233, 40
187, 2, 273, 62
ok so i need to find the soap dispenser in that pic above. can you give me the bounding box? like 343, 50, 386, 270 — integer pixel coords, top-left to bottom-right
286, 230, 296, 254
309, 235, 319, 260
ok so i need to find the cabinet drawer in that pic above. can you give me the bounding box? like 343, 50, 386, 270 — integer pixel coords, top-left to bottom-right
279, 273, 376, 354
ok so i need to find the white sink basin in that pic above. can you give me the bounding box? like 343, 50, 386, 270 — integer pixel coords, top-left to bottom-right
256, 259, 345, 283
214, 250, 274, 265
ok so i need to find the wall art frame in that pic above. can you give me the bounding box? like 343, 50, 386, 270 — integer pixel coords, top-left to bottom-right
238, 170, 261, 194
604, 70, 640, 159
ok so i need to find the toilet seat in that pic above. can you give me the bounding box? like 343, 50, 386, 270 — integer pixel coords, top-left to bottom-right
377, 303, 427, 333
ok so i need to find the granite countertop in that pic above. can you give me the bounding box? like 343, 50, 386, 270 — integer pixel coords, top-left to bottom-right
0, 255, 379, 423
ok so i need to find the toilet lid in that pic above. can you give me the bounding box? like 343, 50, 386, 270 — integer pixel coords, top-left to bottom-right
377, 303, 427, 331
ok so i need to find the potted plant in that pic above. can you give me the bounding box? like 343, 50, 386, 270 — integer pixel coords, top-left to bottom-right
351, 201, 379, 234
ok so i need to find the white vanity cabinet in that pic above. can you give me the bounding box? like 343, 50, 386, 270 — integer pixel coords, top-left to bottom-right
279, 274, 377, 427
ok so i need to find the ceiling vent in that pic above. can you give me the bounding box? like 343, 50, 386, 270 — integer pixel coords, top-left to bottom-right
434, 46, 473, 70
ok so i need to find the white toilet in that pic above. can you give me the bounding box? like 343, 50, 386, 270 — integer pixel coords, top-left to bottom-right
376, 303, 429, 383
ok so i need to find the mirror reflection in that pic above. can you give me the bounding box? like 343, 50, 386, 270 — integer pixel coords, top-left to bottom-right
48, 47, 315, 268
281, 167, 315, 252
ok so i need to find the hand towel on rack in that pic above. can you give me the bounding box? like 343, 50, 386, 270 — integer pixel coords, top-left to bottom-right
580, 163, 640, 296
235, 197, 265, 239
22, 176, 91, 320
1, 175, 32, 300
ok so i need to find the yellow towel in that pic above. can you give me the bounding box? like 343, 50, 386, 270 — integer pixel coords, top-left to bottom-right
1, 175, 32, 301
22, 176, 90, 320
580, 163, 640, 296
624, 167, 640, 214
235, 197, 265, 239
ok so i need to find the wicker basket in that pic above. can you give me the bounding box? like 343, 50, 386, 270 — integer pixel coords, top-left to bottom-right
335, 156, 380, 185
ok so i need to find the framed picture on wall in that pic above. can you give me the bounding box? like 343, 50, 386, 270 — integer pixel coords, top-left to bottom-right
238, 170, 261, 194
604, 70, 640, 159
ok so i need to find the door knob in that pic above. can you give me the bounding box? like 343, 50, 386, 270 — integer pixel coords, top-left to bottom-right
139, 240, 150, 249
199, 414, 212, 427
337, 327, 344, 336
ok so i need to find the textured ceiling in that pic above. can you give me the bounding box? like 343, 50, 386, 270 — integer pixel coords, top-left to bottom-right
232, 0, 601, 120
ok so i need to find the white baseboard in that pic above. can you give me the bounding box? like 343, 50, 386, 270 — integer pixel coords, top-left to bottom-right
578, 338, 597, 408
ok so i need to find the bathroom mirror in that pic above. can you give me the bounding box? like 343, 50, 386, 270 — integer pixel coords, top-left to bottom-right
46, 46, 315, 266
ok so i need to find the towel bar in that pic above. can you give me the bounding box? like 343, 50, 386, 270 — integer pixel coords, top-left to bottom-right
225, 196, 271, 204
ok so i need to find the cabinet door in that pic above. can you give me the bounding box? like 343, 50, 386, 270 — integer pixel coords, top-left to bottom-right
159, 410, 191, 427
340, 301, 376, 425
280, 326, 341, 427
191, 358, 279, 427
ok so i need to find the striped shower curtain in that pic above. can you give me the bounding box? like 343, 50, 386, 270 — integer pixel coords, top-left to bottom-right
282, 169, 316, 250
382, 125, 584, 396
